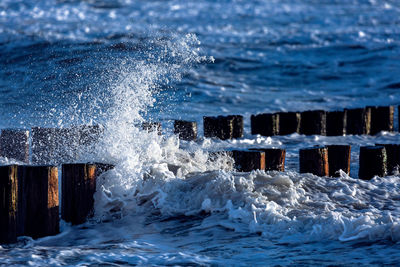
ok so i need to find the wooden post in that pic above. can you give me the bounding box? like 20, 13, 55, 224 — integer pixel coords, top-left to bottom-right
53, 128, 80, 163
0, 165, 18, 244
299, 147, 329, 176
31, 127, 57, 164
277, 112, 300, 135
204, 116, 233, 140
62, 163, 113, 225
32, 127, 82, 164
204, 116, 220, 139
326, 145, 351, 177
174, 120, 197, 141
345, 108, 371, 135
368, 106, 394, 135
17, 166, 59, 239
0, 129, 29, 163
142, 122, 162, 135
375, 144, 400, 175
249, 148, 285, 171
232, 150, 265, 172
299, 110, 326, 135
250, 113, 279, 136
359, 146, 387, 180
226, 115, 244, 138
326, 111, 347, 136
79, 124, 103, 146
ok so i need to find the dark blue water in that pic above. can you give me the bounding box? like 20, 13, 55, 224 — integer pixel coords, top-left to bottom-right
1, 0, 400, 265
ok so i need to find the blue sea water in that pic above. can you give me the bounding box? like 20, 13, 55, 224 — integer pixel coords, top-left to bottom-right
1, 0, 400, 265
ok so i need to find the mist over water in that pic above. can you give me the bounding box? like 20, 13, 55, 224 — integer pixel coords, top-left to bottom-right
1, 0, 400, 265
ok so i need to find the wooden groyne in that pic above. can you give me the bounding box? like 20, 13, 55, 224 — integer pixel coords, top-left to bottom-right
0, 103, 399, 243
177, 105, 397, 140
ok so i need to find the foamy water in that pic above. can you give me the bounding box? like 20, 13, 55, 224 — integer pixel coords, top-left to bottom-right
1, 0, 400, 265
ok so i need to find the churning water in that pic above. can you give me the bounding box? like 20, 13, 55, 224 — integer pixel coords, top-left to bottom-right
1, 0, 400, 265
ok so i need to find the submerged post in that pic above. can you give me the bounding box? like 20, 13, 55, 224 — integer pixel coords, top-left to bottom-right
174, 120, 198, 141
232, 150, 265, 172
0, 129, 30, 163
326, 110, 347, 136
62, 163, 114, 225
358, 146, 387, 180
250, 113, 279, 136
299, 147, 329, 176
326, 145, 351, 177
0, 165, 18, 244
17, 165, 59, 239
249, 148, 285, 171
345, 108, 371, 135
299, 110, 326, 135
277, 112, 300, 135
368, 106, 394, 135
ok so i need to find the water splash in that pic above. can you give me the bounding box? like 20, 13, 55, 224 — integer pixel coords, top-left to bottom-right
86, 33, 214, 219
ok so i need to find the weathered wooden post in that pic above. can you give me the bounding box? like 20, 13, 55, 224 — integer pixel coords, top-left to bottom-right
299, 147, 329, 176
142, 122, 162, 135
174, 120, 197, 141
299, 110, 326, 135
0, 165, 18, 244
277, 112, 300, 135
204, 116, 233, 140
227, 115, 244, 138
62, 163, 114, 225
53, 127, 81, 163
249, 148, 285, 171
204, 116, 218, 139
17, 166, 59, 238
0, 129, 30, 163
375, 144, 400, 175
232, 150, 265, 172
79, 124, 103, 146
251, 113, 279, 136
345, 108, 371, 135
359, 146, 387, 180
326, 110, 347, 136
32, 127, 82, 164
368, 106, 394, 135
31, 127, 58, 164
326, 145, 351, 176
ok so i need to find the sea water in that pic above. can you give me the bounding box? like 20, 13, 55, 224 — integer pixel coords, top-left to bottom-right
0, 0, 400, 265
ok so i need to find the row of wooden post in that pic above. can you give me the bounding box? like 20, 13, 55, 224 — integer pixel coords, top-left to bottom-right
0, 106, 396, 164
224, 144, 400, 180
251, 105, 396, 136
299, 144, 400, 179
0, 163, 113, 244
172, 105, 398, 141
0, 125, 102, 164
